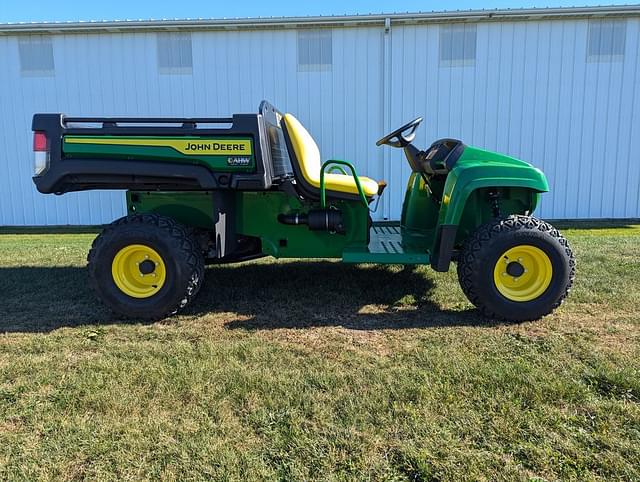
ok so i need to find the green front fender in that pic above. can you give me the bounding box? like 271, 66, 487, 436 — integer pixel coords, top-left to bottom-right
438, 160, 549, 227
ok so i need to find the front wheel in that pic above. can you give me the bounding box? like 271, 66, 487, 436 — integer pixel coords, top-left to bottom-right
457, 215, 575, 321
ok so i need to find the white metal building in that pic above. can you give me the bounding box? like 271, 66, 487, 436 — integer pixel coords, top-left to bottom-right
1, 5, 639, 225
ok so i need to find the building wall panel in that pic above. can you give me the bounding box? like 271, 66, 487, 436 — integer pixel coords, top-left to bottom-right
0, 16, 638, 225
388, 18, 640, 220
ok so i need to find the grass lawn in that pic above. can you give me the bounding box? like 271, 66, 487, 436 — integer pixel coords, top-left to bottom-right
0, 222, 639, 480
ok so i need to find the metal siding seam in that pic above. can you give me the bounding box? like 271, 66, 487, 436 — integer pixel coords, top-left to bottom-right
544, 22, 557, 219
624, 20, 640, 216
576, 21, 590, 218
609, 27, 625, 217
505, 23, 514, 156
554, 22, 565, 218
602, 26, 617, 217
496, 22, 504, 152
560, 21, 576, 219
382, 18, 391, 219
587, 30, 602, 218
630, 20, 640, 215
533, 22, 544, 216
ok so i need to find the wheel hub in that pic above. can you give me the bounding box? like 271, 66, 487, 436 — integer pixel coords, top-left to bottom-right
111, 244, 167, 298
138, 259, 156, 275
506, 261, 525, 277
493, 245, 553, 302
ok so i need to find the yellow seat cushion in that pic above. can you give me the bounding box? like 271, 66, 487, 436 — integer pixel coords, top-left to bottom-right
283, 113, 379, 197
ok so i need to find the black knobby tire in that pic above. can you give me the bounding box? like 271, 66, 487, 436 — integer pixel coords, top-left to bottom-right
457, 215, 575, 321
88, 214, 205, 320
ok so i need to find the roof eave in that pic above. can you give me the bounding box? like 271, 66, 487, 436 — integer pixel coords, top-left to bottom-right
0, 5, 639, 34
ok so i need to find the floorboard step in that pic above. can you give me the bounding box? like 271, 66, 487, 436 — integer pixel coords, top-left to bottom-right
342, 225, 429, 264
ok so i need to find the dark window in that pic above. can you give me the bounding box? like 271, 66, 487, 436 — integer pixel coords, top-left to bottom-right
18, 36, 55, 76
588, 20, 626, 60
297, 29, 332, 71
157, 33, 193, 74
439, 24, 477, 66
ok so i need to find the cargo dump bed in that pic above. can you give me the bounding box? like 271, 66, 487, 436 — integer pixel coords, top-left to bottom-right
31, 111, 281, 194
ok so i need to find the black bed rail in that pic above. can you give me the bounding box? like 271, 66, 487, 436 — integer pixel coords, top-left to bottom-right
62, 116, 234, 129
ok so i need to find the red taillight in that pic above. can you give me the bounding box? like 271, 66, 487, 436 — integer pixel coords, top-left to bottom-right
33, 131, 48, 152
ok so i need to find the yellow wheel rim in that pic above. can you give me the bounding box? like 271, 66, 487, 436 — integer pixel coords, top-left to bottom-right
111, 244, 166, 298
493, 245, 553, 302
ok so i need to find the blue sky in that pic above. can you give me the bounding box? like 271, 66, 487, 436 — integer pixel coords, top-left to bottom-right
0, 0, 634, 23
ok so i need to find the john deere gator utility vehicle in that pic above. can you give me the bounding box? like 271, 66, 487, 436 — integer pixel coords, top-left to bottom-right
32, 101, 574, 321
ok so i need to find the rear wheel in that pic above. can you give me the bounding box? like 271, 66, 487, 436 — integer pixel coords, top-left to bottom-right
88, 214, 205, 320
457, 215, 575, 321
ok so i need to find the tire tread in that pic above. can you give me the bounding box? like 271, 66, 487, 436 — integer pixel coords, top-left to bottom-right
87, 214, 205, 320
457, 215, 575, 321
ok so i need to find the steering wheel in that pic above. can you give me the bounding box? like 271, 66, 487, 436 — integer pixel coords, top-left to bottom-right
376, 117, 423, 148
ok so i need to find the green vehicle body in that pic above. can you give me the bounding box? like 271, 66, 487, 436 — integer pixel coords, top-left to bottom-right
122, 145, 547, 268
32, 101, 548, 271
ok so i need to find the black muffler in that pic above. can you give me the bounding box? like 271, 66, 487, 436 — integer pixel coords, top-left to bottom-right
278, 209, 345, 234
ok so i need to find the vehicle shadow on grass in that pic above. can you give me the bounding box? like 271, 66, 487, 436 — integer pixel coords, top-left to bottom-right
187, 261, 491, 331
0, 266, 120, 333
0, 262, 491, 334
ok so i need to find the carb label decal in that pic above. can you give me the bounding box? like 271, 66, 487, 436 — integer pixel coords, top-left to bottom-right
227, 157, 251, 166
